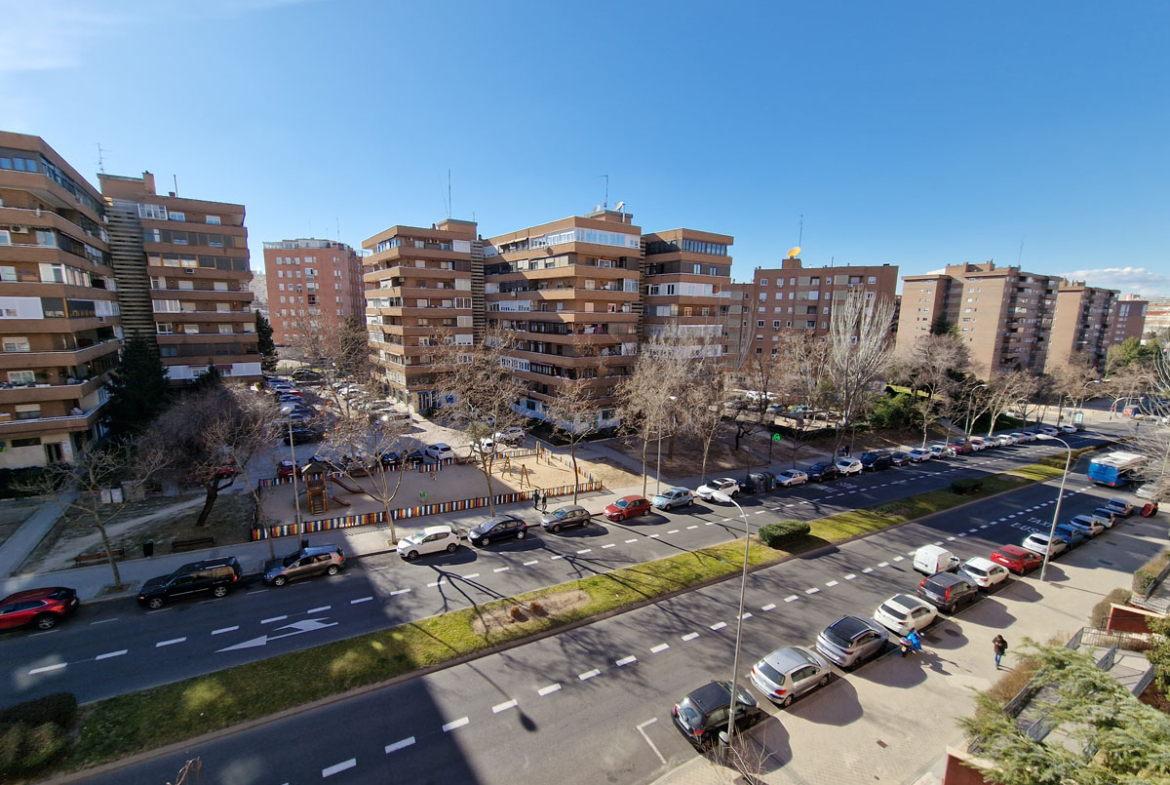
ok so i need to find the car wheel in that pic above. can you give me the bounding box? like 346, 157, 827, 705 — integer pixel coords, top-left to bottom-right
147, 597, 165, 610
33, 614, 58, 631
406, 550, 419, 561
273, 576, 287, 587
326, 565, 340, 576
551, 524, 562, 533
212, 585, 229, 598
446, 543, 458, 553
780, 695, 793, 708
516, 529, 526, 540
818, 675, 830, 688
481, 537, 490, 547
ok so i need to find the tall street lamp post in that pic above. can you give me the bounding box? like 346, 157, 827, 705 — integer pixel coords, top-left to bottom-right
712, 489, 751, 753
1036, 433, 1072, 581
281, 406, 305, 544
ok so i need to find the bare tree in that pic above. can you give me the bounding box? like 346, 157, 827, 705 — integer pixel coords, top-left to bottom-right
682, 349, 731, 484
1130, 354, 1170, 503
1050, 352, 1100, 426
727, 349, 781, 460
978, 369, 1040, 437
616, 333, 687, 495
898, 333, 971, 447
544, 339, 608, 502
826, 290, 896, 453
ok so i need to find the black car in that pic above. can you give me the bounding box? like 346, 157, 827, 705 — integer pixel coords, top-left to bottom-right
263, 545, 345, 586
380, 451, 402, 469
805, 462, 840, 482
916, 572, 979, 614
283, 426, 321, 445
137, 557, 242, 610
468, 514, 529, 547
742, 471, 776, 494
860, 451, 893, 471
890, 451, 911, 467
672, 681, 764, 746
540, 505, 593, 533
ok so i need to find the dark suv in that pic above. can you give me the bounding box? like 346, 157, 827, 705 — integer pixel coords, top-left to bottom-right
916, 572, 978, 614
138, 557, 242, 610
672, 681, 764, 746
805, 462, 840, 482
263, 545, 345, 586
860, 451, 893, 471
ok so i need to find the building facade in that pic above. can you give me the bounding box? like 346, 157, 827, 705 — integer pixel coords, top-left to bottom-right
1047, 281, 1121, 372
641, 228, 734, 356
1108, 295, 1148, 348
1142, 297, 1170, 341
262, 239, 365, 346
361, 219, 478, 412
99, 172, 259, 385
0, 133, 120, 468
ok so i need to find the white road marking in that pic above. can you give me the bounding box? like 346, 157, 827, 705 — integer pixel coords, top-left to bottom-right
650, 643, 670, 654
426, 579, 446, 588
710, 621, 728, 630
784, 594, 799, 602
494, 566, 511, 573
322, 759, 356, 777
625, 538, 638, 543
893, 556, 905, 562
878, 562, 890, 568
602, 543, 616, 549
762, 603, 776, 611
946, 536, 956, 541
806, 587, 820, 594
307, 606, 331, 614
350, 596, 373, 605
825, 580, 839, 588
89, 618, 118, 625
576, 549, 592, 555
442, 717, 469, 732
933, 541, 943, 546
385, 737, 416, 754
579, 668, 601, 681
212, 626, 239, 635
958, 532, 967, 537
682, 632, 700, 641
246, 589, 268, 595
741, 612, 753, 620
389, 588, 411, 596
262, 615, 288, 625
649, 534, 660, 539
551, 555, 564, 560
523, 560, 539, 566
754, 510, 766, 515
462, 573, 480, 580
687, 525, 699, 529
29, 663, 66, 675
616, 655, 637, 666
705, 521, 715, 525
95, 649, 128, 660
722, 517, 732, 522
637, 718, 668, 765
538, 683, 562, 696
844, 574, 856, 581
862, 567, 874, 573
667, 529, 680, 534
492, 699, 519, 713
968, 527, 980, 533
156, 637, 186, 647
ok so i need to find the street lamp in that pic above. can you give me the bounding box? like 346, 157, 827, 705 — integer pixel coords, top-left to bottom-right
712, 489, 751, 752
964, 383, 989, 440
1036, 433, 1072, 581
280, 405, 305, 543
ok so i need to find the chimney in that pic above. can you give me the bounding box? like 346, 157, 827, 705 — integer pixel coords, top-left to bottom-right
142, 171, 156, 194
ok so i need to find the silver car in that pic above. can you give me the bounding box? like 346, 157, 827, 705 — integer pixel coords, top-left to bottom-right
652, 487, 695, 511
539, 505, 592, 533
748, 646, 831, 708
775, 469, 808, 487
815, 615, 889, 668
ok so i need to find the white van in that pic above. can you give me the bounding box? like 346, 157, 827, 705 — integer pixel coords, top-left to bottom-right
913, 545, 960, 575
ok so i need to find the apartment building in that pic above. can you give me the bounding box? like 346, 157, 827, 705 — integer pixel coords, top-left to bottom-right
1047, 281, 1122, 372
728, 255, 899, 366
641, 228, 734, 356
361, 219, 478, 412
898, 262, 1060, 379
262, 239, 365, 346
0, 133, 120, 468
98, 172, 259, 384
1108, 294, 1149, 346
484, 209, 643, 426
1142, 297, 1170, 340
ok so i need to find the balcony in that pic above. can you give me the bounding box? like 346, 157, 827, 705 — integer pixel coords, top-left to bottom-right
0, 339, 120, 371
0, 206, 108, 248
0, 399, 107, 437
0, 374, 107, 404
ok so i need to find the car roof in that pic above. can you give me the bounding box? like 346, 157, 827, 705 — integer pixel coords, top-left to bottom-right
996, 545, 1031, 557
433, 442, 450, 448
684, 681, 733, 713
964, 556, 997, 569
422, 525, 454, 536
885, 593, 927, 610
826, 615, 880, 639
618, 495, 644, 502
925, 572, 969, 586
761, 646, 822, 672
2, 587, 69, 602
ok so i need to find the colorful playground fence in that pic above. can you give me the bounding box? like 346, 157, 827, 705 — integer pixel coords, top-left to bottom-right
257, 458, 453, 488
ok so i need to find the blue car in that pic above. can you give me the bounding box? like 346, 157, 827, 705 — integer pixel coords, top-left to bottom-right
1053, 524, 1088, 549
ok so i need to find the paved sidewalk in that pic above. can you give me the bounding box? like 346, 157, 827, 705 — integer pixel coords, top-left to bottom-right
0, 491, 75, 579
647, 509, 1167, 785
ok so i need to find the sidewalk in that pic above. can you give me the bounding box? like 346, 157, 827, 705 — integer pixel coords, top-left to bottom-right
0, 491, 76, 579
647, 508, 1167, 785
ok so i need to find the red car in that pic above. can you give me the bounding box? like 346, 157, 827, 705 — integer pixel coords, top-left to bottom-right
0, 587, 79, 631
948, 439, 973, 455
276, 460, 299, 479
604, 495, 652, 522
989, 545, 1044, 575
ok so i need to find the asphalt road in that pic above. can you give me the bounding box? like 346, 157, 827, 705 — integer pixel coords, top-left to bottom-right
0, 431, 1112, 704
68, 451, 1162, 785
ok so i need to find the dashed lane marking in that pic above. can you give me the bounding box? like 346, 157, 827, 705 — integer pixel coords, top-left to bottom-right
538, 684, 562, 696
682, 632, 700, 641
576, 549, 592, 555
710, 621, 728, 630
307, 606, 331, 614
616, 656, 637, 666
741, 612, 753, 620
825, 580, 838, 588
625, 538, 638, 543
29, 663, 66, 675
462, 573, 480, 580
862, 567, 874, 573
784, 595, 799, 602
385, 737, 416, 754
494, 566, 511, 573
262, 615, 288, 625
350, 596, 373, 605
212, 626, 239, 635
322, 759, 356, 777
844, 574, 856, 581
687, 525, 699, 529
90, 618, 118, 625
523, 560, 539, 566
805, 587, 820, 595
551, 555, 565, 560
493, 699, 519, 713
762, 603, 777, 611
426, 579, 446, 588
946, 536, 956, 541
156, 637, 186, 648
442, 717, 469, 732
579, 669, 601, 681
247, 589, 268, 595
667, 529, 680, 534
389, 588, 411, 596
651, 643, 670, 654
878, 562, 890, 568
602, 544, 616, 549
95, 650, 127, 660
893, 556, 904, 562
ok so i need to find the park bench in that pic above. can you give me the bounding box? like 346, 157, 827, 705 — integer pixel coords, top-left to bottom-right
73, 548, 125, 565
170, 536, 216, 552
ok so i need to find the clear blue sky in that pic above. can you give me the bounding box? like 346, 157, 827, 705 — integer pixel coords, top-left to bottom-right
3, 0, 1168, 295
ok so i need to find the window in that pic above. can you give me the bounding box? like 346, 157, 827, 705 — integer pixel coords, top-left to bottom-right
143, 228, 161, 242
15, 404, 41, 420
157, 323, 173, 335
171, 232, 188, 245
760, 279, 768, 286
773, 320, 781, 329
219, 325, 234, 335
0, 230, 8, 246
760, 293, 767, 301
0, 266, 15, 281
8, 371, 34, 384
138, 203, 168, 220
11, 437, 41, 448
3, 337, 30, 352
206, 215, 221, 225
757, 320, 764, 328
169, 212, 186, 222
868, 276, 877, 285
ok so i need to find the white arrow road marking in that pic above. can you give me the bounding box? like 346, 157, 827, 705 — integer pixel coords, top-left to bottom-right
637, 718, 667, 765
216, 618, 339, 652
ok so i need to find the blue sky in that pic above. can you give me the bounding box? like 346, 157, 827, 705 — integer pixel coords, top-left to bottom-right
3, 0, 1168, 296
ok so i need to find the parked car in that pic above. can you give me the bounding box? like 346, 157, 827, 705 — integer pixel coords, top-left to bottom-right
540, 505, 593, 533
775, 468, 809, 487
1015, 432, 1037, 443
959, 556, 1009, 588
651, 487, 695, 511
1059, 424, 1077, 434
967, 437, 987, 451
283, 426, 321, 445
917, 572, 979, 614
604, 495, 653, 521
397, 525, 461, 560
947, 439, 973, 454
672, 681, 764, 746
873, 593, 938, 636
696, 478, 741, 501
928, 443, 956, 459
468, 514, 529, 547
815, 615, 889, 668
137, 557, 242, 610
0, 587, 79, 631
423, 443, 455, 462
748, 646, 832, 708
907, 448, 932, 463
263, 545, 345, 586
494, 427, 526, 446
890, 451, 911, 466
805, 462, 841, 482
1066, 514, 1105, 537
834, 458, 863, 476
913, 545, 960, 575
1090, 507, 1119, 528
860, 451, 893, 471
1021, 532, 1067, 559
989, 544, 1044, 575
1105, 498, 1135, 517
1053, 524, 1088, 550
742, 471, 776, 494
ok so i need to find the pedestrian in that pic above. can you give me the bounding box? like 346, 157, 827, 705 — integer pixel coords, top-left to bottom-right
541, 492, 548, 513
533, 489, 541, 510
900, 629, 922, 658
993, 635, 1008, 669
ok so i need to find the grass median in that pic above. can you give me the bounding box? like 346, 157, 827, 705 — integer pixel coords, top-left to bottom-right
56, 456, 1075, 774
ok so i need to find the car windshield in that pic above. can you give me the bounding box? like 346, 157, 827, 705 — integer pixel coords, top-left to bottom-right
756, 660, 787, 686
282, 553, 300, 567
676, 699, 702, 729
553, 509, 568, 519
880, 602, 909, 621
822, 626, 854, 648
614, 499, 628, 509
964, 564, 988, 577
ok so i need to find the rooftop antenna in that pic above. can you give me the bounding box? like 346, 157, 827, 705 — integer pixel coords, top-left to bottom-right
448, 169, 452, 219
173, 174, 178, 197
799, 214, 804, 247
96, 143, 106, 174
600, 174, 609, 209
1017, 236, 1025, 266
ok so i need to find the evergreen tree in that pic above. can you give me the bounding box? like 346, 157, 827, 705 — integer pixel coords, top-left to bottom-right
256, 311, 278, 373
189, 361, 223, 393
104, 336, 172, 440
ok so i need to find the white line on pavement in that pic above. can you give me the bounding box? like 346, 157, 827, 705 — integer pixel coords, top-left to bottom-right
156, 637, 186, 647
95, 650, 128, 660
246, 589, 268, 595
784, 595, 799, 602
761, 603, 776, 611
667, 529, 680, 534
212, 626, 239, 635
651, 643, 670, 653
579, 669, 601, 681
616, 656, 637, 666
262, 615, 288, 625
385, 737, 416, 754
946, 536, 956, 541
322, 759, 356, 778
705, 521, 715, 525
492, 699, 519, 713
523, 560, 539, 566
538, 684, 562, 696
462, 573, 480, 580
551, 555, 564, 560
494, 566, 510, 572
878, 562, 890, 568
687, 525, 699, 529
29, 663, 66, 675
307, 606, 331, 614
844, 574, 856, 581
576, 549, 592, 555
350, 596, 373, 605
625, 538, 637, 543
637, 718, 668, 765
90, 618, 118, 625
426, 579, 446, 588
754, 510, 766, 515
682, 632, 700, 641
442, 717, 469, 732
741, 612, 753, 620
862, 567, 874, 573
710, 621, 728, 630
602, 543, 616, 549
389, 588, 411, 596
825, 580, 838, 588
893, 556, 905, 562
649, 534, 660, 539
806, 587, 820, 594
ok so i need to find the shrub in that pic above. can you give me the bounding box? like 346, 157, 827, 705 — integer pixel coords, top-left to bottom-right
528, 600, 546, 616
508, 605, 526, 622
951, 478, 985, 496
758, 519, 811, 549
1133, 550, 1170, 596
0, 722, 69, 776
1090, 588, 1132, 628
0, 692, 77, 730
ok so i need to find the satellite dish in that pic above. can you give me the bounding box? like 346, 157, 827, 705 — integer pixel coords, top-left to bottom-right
787, 246, 801, 258
615, 201, 625, 211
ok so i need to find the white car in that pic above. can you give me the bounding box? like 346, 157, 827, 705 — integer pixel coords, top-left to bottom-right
1060, 424, 1077, 434
775, 469, 808, 487
928, 443, 956, 459
474, 437, 496, 456
993, 434, 1014, 447
696, 478, 740, 501
967, 437, 987, 451
1021, 532, 1066, 558
960, 557, 1010, 588
874, 594, 939, 637
424, 443, 455, 461
1013, 432, 1034, 443
907, 448, 932, 463
1038, 426, 1060, 436
494, 427, 526, 446
834, 458, 863, 475
397, 525, 461, 560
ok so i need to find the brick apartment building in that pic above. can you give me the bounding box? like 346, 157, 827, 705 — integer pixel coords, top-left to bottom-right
1109, 294, 1149, 346
262, 238, 365, 347
641, 228, 734, 357
1142, 296, 1170, 340
0, 133, 120, 468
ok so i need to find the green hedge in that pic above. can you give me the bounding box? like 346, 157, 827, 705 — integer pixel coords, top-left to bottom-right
0, 722, 70, 776
758, 519, 811, 549
0, 693, 77, 730
951, 477, 985, 496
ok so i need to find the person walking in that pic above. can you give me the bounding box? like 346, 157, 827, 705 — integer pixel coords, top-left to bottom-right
993, 635, 1008, 669
540, 492, 548, 513
532, 489, 541, 510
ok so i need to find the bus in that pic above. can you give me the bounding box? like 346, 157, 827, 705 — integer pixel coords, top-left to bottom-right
1087, 451, 1148, 487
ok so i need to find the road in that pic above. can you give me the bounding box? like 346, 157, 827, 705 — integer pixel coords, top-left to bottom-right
69, 449, 1160, 785
0, 431, 1112, 704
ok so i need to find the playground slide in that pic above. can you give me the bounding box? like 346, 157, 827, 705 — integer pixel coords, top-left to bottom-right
328, 475, 364, 495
